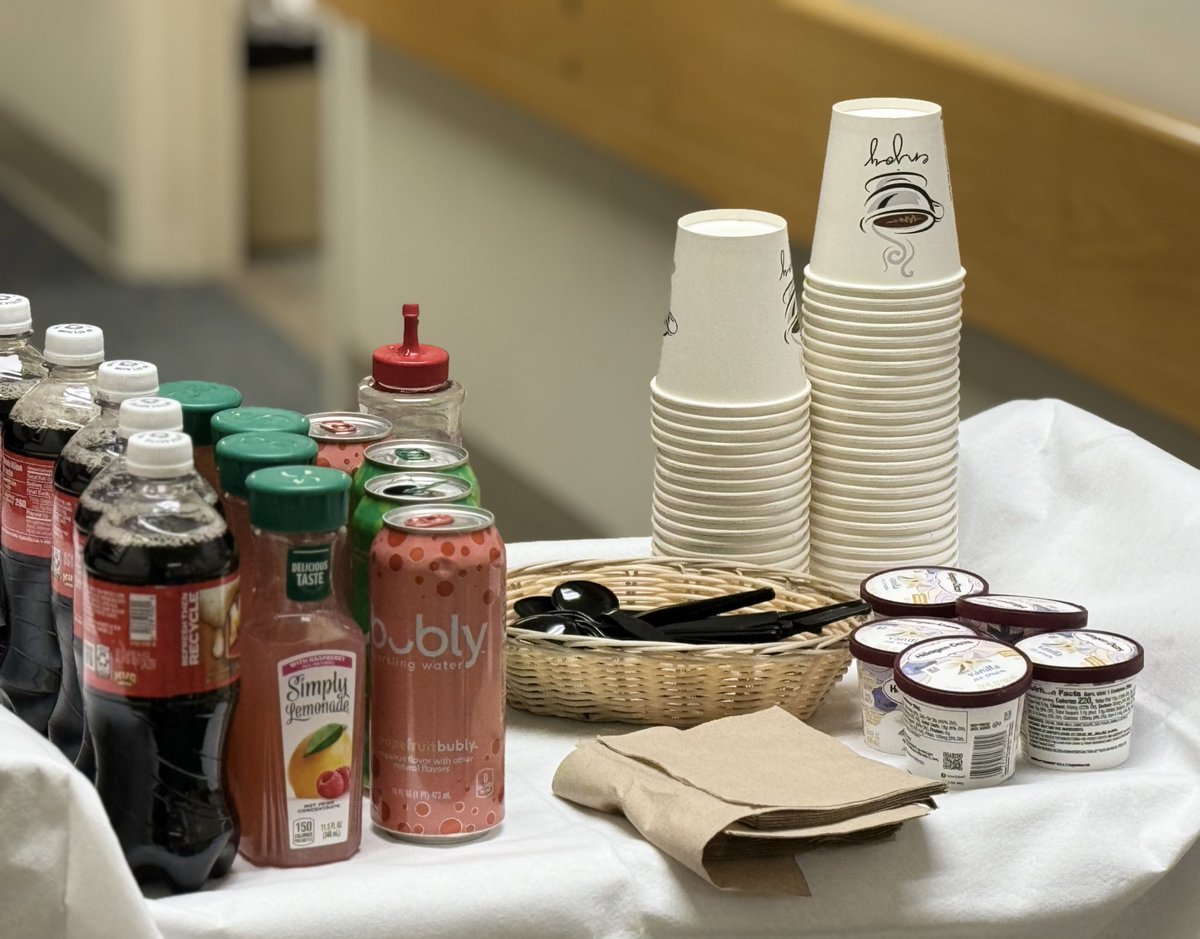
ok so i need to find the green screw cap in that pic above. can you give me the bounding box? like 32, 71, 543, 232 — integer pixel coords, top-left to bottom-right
246, 465, 351, 533
216, 431, 319, 498
211, 406, 310, 444
159, 381, 243, 446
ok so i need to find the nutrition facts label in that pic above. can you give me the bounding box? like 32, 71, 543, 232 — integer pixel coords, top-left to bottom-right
1023, 678, 1137, 768
2, 451, 55, 558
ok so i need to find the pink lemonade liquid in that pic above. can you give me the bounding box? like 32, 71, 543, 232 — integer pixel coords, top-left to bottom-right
368, 505, 505, 842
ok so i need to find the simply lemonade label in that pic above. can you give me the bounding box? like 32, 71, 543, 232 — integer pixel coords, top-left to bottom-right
278, 650, 357, 849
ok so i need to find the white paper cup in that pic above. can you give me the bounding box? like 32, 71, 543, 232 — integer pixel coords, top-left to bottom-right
651, 421, 809, 453
803, 294, 962, 319
653, 510, 805, 541
813, 425, 957, 453
804, 353, 958, 381
655, 209, 806, 404
810, 517, 958, 548
812, 531, 959, 563
655, 475, 811, 505
652, 413, 809, 445
810, 382, 960, 410
653, 539, 811, 571
804, 333, 959, 361
812, 460, 956, 488
802, 309, 962, 339
654, 524, 810, 555
804, 264, 966, 299
654, 487, 810, 517
654, 497, 801, 526
655, 460, 810, 491
803, 326, 961, 354
810, 411, 958, 441
654, 438, 810, 468
809, 99, 959, 288
803, 282, 964, 310
810, 499, 957, 525
650, 377, 811, 416
651, 398, 808, 431
812, 448, 957, 478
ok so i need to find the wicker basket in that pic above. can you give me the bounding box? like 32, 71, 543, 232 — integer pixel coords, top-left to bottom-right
505, 556, 863, 726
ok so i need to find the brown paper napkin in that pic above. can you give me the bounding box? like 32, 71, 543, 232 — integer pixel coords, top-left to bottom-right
551, 706, 946, 895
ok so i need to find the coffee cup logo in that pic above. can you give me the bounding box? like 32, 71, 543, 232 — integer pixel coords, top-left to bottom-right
859, 134, 945, 279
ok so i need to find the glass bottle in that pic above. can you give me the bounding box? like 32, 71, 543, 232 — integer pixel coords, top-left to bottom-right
226, 465, 364, 867
214, 431, 318, 622
357, 303, 465, 445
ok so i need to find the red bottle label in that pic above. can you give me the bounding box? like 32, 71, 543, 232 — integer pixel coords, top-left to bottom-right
51, 488, 77, 599
83, 573, 241, 698
72, 526, 88, 639
2, 451, 56, 558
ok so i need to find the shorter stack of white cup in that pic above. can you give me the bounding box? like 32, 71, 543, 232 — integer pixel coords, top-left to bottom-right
803, 98, 964, 587
650, 209, 812, 572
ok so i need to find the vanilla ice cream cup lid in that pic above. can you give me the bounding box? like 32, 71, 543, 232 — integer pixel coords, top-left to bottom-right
1015, 630, 1144, 684
849, 617, 976, 668
860, 565, 988, 618
894, 635, 1032, 708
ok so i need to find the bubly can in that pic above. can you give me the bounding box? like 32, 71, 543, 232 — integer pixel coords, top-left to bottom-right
350, 471, 478, 634
369, 505, 505, 843
351, 439, 479, 513
307, 411, 392, 475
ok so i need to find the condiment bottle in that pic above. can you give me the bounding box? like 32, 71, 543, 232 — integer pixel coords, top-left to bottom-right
357, 304, 465, 445
214, 431, 318, 621
158, 381, 243, 494
226, 465, 365, 867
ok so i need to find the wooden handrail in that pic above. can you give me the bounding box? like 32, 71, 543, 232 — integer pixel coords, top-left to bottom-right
323, 0, 1200, 431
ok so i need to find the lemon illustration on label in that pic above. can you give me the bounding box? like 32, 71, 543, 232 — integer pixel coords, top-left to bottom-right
287, 723, 352, 798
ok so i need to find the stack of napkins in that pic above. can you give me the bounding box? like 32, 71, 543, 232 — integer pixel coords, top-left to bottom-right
552, 706, 946, 895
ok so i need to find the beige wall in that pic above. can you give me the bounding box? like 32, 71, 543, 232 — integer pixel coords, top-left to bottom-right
0, 0, 121, 181
847, 0, 1200, 123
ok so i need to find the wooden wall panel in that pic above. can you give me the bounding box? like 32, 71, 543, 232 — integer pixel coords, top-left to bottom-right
323, 0, 1200, 430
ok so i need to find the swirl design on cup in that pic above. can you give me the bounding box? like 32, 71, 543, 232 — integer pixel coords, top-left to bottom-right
859, 172, 945, 278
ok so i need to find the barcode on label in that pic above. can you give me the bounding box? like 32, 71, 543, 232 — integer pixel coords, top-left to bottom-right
969, 730, 1009, 779
129, 594, 156, 644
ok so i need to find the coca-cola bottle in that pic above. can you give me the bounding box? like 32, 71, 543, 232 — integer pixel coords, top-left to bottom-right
83, 431, 240, 891
47, 361, 158, 762
1, 324, 103, 731
0, 295, 45, 658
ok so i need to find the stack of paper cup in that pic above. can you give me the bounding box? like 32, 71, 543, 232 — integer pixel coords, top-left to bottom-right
651, 209, 812, 571
803, 98, 964, 587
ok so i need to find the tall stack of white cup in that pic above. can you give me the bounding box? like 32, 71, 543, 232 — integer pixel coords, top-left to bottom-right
651, 209, 812, 572
803, 99, 964, 588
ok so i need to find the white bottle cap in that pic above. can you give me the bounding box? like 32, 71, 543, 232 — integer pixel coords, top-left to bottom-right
119, 397, 184, 435
44, 324, 104, 366
126, 431, 194, 478
0, 295, 33, 335
97, 360, 159, 402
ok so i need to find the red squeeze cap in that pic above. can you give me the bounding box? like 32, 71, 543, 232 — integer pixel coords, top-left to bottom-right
371, 304, 450, 390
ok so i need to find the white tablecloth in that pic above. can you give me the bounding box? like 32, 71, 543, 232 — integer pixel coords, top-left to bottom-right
3, 399, 1199, 939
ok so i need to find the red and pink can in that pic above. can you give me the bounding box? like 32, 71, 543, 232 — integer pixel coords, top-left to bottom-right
368, 504, 506, 843
307, 411, 392, 475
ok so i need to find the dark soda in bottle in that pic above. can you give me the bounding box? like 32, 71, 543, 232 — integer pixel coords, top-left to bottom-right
48, 361, 158, 763
83, 431, 240, 892
0, 295, 45, 659
1, 323, 102, 731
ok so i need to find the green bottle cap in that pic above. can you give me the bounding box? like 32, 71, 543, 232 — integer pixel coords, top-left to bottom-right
216, 432, 319, 498
159, 381, 243, 446
246, 465, 351, 533
211, 406, 310, 444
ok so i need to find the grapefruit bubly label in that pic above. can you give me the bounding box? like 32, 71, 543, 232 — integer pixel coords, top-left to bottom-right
2, 451, 55, 558
368, 525, 505, 838
51, 488, 77, 599
83, 573, 240, 697
278, 650, 357, 849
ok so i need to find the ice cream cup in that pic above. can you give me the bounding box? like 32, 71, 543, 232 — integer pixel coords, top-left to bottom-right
849, 617, 978, 753
894, 636, 1032, 789
1015, 630, 1144, 771
808, 99, 960, 289
956, 594, 1089, 645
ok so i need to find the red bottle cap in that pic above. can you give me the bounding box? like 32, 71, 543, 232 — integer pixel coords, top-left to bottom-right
371, 304, 450, 391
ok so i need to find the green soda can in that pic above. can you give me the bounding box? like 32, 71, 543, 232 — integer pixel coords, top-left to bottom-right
349, 470, 477, 634
350, 439, 479, 515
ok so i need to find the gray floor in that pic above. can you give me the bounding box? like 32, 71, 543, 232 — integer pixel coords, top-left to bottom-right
0, 198, 320, 413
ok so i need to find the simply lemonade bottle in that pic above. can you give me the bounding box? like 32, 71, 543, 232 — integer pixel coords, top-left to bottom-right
226, 465, 365, 867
